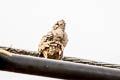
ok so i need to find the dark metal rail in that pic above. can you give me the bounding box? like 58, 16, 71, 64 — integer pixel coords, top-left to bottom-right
0, 54, 120, 80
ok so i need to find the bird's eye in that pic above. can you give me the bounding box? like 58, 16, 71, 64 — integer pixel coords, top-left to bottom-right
56, 23, 59, 25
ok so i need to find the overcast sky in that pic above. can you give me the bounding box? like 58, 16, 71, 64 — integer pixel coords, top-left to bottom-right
0, 0, 120, 80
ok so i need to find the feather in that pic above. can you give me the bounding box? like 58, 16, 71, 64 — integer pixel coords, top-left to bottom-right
38, 20, 68, 60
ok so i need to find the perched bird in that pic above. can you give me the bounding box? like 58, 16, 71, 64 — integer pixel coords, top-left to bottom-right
0, 48, 12, 56
38, 20, 68, 60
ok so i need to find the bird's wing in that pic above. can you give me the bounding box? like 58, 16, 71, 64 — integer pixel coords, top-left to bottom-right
38, 31, 54, 52
40, 31, 54, 43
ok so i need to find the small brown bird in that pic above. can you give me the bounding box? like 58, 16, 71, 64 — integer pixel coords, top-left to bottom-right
38, 20, 68, 60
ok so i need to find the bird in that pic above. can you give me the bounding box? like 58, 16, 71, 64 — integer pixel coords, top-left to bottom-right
0, 48, 12, 56
38, 20, 68, 60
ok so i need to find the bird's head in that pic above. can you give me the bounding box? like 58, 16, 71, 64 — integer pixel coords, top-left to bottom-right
53, 20, 66, 31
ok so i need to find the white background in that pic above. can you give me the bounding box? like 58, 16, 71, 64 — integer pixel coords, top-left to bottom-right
0, 0, 120, 80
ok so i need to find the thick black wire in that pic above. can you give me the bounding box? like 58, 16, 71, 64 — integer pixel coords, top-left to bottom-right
0, 46, 120, 69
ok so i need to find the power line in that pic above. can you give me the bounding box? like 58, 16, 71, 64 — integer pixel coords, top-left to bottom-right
0, 46, 120, 69
0, 54, 120, 80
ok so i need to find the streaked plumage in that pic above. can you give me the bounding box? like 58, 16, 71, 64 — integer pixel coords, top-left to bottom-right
38, 20, 68, 60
